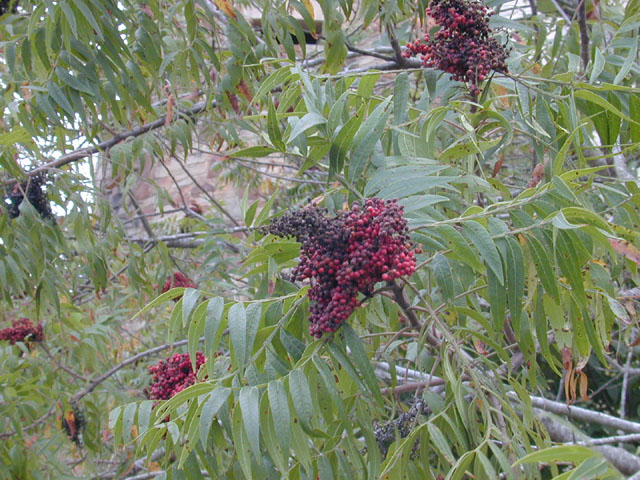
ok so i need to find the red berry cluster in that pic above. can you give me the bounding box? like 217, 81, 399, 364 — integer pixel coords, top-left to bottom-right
147, 352, 206, 400
0, 318, 44, 344
403, 0, 509, 95
161, 272, 197, 300
265, 198, 417, 337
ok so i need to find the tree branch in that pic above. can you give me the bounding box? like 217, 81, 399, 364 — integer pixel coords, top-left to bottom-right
127, 228, 250, 241
0, 405, 56, 439
577, 0, 589, 71
508, 392, 640, 434
536, 409, 640, 476
72, 337, 203, 402
388, 29, 408, 68
575, 432, 640, 446
389, 280, 423, 331
341, 59, 422, 74
39, 343, 86, 382
166, 150, 240, 226
2, 101, 212, 186
345, 42, 395, 62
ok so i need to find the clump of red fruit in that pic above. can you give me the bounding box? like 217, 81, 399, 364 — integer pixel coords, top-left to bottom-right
403, 0, 509, 95
147, 352, 206, 400
264, 198, 418, 337
0, 318, 44, 344
161, 272, 196, 300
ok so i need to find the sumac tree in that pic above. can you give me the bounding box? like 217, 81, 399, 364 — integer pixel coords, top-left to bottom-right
1, 0, 640, 478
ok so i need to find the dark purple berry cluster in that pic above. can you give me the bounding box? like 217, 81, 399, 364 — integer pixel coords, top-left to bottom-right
403, 0, 509, 95
265, 198, 418, 338
0, 318, 44, 344
61, 404, 84, 446
161, 272, 197, 301
147, 352, 206, 400
4, 174, 54, 220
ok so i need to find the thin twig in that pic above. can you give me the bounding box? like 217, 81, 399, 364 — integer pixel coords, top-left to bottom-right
127, 193, 155, 240
577, 0, 589, 71
389, 280, 423, 331
168, 151, 240, 226
234, 160, 327, 184
2, 102, 212, 186
0, 405, 56, 439
72, 337, 204, 402
573, 433, 640, 447
345, 43, 395, 62
509, 393, 640, 434
620, 349, 633, 420
39, 344, 86, 381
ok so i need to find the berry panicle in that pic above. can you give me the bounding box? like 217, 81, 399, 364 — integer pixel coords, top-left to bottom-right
264, 198, 418, 338
4, 174, 54, 221
0, 318, 44, 344
403, 0, 509, 95
147, 352, 206, 400
161, 272, 197, 301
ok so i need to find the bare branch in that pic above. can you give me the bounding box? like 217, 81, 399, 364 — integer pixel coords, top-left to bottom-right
3, 101, 212, 186
536, 409, 640, 476
388, 28, 408, 68
380, 381, 443, 396
620, 349, 633, 420
123, 470, 210, 480
73, 337, 203, 403
577, 0, 589, 71
166, 151, 240, 226
344, 42, 395, 62
39, 343, 86, 382
123, 226, 251, 248
341, 59, 422, 74
548, 0, 572, 23
234, 159, 327, 184
0, 405, 56, 439
389, 280, 423, 331
575, 433, 640, 447
509, 392, 640, 434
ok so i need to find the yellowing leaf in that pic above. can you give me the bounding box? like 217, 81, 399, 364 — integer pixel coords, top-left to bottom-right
610, 238, 640, 266
301, 0, 314, 18
214, 0, 237, 19
578, 371, 589, 402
